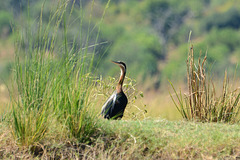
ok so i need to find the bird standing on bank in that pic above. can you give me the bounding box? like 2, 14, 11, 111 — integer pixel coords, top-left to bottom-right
101, 61, 128, 120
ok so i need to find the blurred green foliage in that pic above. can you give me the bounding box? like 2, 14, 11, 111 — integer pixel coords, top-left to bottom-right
1, 0, 240, 89
0, 11, 13, 37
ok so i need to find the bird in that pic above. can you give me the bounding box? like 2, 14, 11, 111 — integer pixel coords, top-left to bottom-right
101, 61, 128, 120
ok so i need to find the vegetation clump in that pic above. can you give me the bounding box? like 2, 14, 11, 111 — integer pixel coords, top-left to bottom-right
170, 45, 240, 123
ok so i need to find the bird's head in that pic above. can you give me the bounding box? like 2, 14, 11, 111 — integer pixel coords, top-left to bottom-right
111, 60, 126, 74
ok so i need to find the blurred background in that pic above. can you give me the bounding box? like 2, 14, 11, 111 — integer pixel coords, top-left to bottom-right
1, 0, 240, 120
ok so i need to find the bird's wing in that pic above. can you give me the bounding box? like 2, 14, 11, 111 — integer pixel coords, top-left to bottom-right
101, 92, 116, 115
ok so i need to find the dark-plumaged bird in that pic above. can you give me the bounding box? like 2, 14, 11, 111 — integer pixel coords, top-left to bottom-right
101, 61, 128, 120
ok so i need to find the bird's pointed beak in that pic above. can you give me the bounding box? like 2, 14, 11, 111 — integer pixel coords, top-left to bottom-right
111, 60, 121, 65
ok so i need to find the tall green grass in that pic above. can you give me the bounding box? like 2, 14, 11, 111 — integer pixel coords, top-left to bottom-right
11, 0, 111, 146
170, 45, 240, 123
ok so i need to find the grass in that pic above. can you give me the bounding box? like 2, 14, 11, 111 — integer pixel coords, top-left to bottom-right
1, 119, 240, 159
143, 92, 182, 120
170, 45, 240, 123
0, 0, 240, 159
10, 0, 112, 146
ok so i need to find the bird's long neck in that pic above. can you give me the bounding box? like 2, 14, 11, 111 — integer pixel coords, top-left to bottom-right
116, 66, 126, 93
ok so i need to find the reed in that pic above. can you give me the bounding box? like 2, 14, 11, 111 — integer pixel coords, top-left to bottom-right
170, 45, 240, 123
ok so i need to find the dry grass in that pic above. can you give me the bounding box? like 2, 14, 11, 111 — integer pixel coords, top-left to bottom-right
142, 91, 182, 120
1, 119, 240, 159
0, 84, 10, 115
170, 45, 240, 123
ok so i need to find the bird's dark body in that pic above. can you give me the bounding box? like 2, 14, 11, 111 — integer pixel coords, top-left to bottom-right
101, 91, 128, 119
101, 61, 128, 120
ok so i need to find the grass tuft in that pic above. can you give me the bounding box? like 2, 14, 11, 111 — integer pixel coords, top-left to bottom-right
170, 45, 240, 123
11, 0, 111, 146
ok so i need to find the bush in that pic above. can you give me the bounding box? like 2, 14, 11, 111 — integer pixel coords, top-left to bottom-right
204, 8, 240, 31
